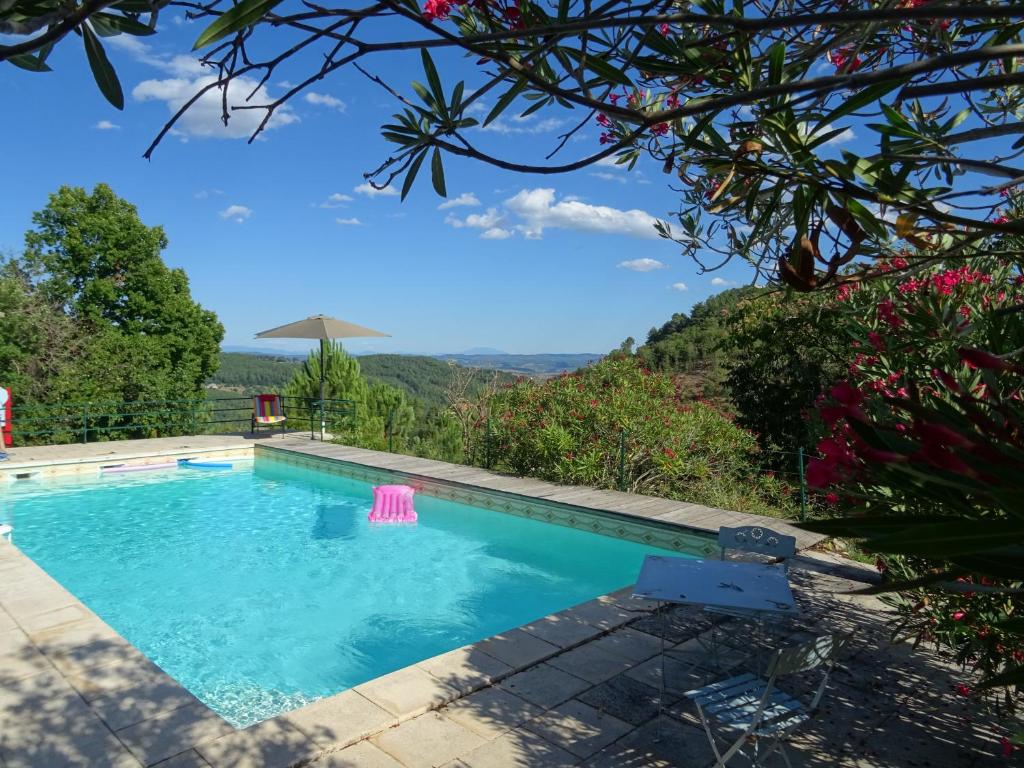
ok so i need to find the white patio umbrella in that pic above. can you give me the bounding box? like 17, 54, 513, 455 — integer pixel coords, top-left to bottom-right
255, 314, 389, 437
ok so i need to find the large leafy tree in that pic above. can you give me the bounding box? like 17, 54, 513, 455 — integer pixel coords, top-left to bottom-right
19, 184, 223, 400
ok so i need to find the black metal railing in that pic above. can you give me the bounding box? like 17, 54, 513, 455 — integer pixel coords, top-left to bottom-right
8, 395, 357, 446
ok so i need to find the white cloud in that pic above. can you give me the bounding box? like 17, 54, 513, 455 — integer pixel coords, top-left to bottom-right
116, 36, 297, 141
219, 204, 252, 223
467, 100, 566, 135
710, 277, 736, 287
304, 92, 347, 113
194, 189, 224, 199
445, 208, 503, 230
590, 172, 626, 184
671, 282, 688, 291
481, 116, 566, 135
335, 217, 362, 226
133, 75, 298, 140
617, 258, 667, 272
438, 193, 481, 210
354, 183, 398, 198
505, 188, 665, 240
319, 192, 353, 208
798, 121, 856, 147
481, 227, 513, 240
108, 35, 203, 78
95, 120, 120, 130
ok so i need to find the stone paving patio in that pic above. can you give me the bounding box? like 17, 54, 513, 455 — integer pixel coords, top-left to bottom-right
0, 538, 1009, 768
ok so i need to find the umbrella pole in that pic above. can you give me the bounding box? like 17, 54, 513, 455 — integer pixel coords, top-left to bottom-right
319, 338, 326, 441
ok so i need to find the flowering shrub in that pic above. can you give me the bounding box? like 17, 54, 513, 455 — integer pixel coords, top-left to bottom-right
803, 254, 1024, 704
486, 357, 798, 515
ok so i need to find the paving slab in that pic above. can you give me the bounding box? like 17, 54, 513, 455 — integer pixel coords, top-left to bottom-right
575, 674, 664, 726
314, 740, 405, 768
15, 603, 93, 635
519, 613, 606, 650
474, 629, 559, 670
0, 627, 32, 656
284, 689, 396, 750
443, 686, 544, 740
355, 665, 460, 720
559, 599, 637, 632
498, 664, 592, 711
522, 700, 632, 759
584, 628, 662, 664
0, 673, 141, 768
116, 701, 235, 766
372, 711, 486, 768
197, 717, 317, 768
447, 729, 580, 768
89, 674, 201, 731
546, 643, 636, 685
64, 655, 171, 702
2, 727, 142, 768
582, 715, 715, 767
152, 751, 211, 767
416, 644, 513, 695
622, 653, 715, 698
0, 642, 55, 684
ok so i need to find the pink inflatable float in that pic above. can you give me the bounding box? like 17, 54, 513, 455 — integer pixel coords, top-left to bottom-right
368, 484, 418, 523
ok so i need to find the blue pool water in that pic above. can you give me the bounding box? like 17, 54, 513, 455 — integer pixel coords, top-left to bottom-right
3, 457, 687, 726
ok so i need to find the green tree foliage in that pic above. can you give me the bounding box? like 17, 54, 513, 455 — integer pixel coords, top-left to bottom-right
282, 342, 417, 450
635, 286, 754, 401
488, 357, 797, 516
723, 291, 846, 454
209, 353, 300, 391
358, 354, 516, 409
1, 184, 223, 410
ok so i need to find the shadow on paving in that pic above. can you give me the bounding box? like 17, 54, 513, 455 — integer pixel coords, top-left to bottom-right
1, 566, 1014, 768
322, 569, 1011, 768
0, 632, 341, 768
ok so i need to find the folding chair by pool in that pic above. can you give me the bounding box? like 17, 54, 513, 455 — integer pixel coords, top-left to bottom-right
251, 394, 287, 436
684, 633, 845, 767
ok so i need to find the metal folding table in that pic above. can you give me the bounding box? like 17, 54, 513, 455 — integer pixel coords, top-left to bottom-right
632, 554, 799, 729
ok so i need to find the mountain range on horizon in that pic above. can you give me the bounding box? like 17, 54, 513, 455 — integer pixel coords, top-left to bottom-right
219, 346, 603, 375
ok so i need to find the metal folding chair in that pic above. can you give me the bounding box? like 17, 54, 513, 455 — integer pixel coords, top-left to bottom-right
684, 634, 845, 767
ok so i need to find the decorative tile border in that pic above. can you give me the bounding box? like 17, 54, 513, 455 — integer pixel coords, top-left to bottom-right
257, 446, 718, 558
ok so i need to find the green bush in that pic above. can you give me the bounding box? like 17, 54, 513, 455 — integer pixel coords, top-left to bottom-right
487, 357, 798, 516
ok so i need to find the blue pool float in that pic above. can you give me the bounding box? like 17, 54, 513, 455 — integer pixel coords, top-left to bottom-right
178, 459, 233, 470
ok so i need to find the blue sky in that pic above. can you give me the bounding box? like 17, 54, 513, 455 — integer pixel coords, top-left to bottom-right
2, 17, 800, 355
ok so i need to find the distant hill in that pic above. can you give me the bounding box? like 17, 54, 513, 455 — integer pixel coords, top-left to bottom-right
207, 352, 519, 409
433, 353, 602, 375
457, 346, 508, 355
359, 355, 517, 408
209, 352, 301, 392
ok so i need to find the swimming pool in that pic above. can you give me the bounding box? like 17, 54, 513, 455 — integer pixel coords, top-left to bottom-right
4, 455, 687, 727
